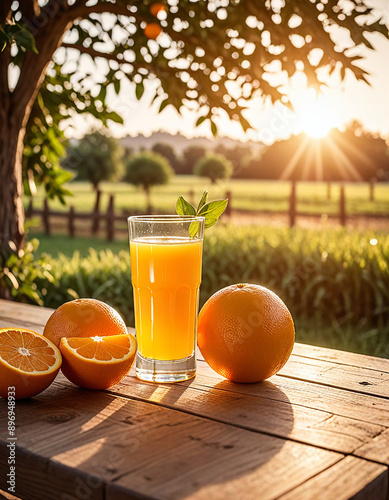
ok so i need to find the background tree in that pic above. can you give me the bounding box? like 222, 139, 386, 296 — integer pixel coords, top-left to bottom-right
254, 123, 389, 182
124, 151, 173, 212
63, 132, 124, 191
194, 153, 233, 185
181, 146, 207, 175
214, 144, 255, 178
152, 142, 180, 174
0, 0, 388, 262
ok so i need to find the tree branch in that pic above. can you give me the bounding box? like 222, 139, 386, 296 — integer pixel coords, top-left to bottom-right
0, 1, 12, 23
11, 13, 73, 127
19, 0, 40, 22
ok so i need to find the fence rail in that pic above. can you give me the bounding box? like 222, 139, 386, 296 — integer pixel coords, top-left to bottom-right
25, 181, 386, 241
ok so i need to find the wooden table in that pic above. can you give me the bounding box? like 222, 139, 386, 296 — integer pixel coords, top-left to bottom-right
0, 299, 388, 500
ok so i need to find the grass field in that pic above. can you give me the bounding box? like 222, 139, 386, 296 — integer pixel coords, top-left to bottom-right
24, 177, 389, 217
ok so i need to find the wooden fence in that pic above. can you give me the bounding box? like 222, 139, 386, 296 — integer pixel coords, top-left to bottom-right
25, 181, 383, 241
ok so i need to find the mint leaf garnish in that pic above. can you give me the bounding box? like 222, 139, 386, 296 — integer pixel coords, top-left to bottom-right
189, 221, 200, 238
176, 196, 196, 216
198, 199, 229, 228
176, 191, 228, 237
197, 191, 208, 212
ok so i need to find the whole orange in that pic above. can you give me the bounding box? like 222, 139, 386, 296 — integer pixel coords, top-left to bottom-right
143, 23, 162, 40
197, 284, 295, 383
43, 298, 128, 347
150, 2, 167, 17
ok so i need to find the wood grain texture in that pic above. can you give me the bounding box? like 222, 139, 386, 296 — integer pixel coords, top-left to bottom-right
0, 389, 341, 500
278, 356, 389, 398
0, 300, 53, 327
90, 373, 384, 454
277, 456, 388, 500
354, 429, 389, 466
106, 428, 341, 500
292, 343, 389, 374
1, 300, 389, 499
0, 446, 105, 500
193, 361, 389, 428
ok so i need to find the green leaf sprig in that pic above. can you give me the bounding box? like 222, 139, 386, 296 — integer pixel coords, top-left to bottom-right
176, 191, 228, 238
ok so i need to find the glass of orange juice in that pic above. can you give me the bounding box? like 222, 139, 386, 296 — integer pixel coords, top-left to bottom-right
128, 215, 205, 383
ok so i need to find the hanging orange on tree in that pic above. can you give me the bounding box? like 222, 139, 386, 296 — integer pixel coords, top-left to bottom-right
143, 23, 163, 39
150, 2, 167, 17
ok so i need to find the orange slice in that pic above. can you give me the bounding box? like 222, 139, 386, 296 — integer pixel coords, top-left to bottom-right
0, 328, 62, 399
60, 334, 137, 390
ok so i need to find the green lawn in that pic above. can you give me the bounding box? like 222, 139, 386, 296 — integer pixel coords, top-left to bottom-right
24, 177, 389, 218
34, 234, 128, 258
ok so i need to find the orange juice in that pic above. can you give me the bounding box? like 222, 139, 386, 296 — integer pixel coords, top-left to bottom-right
130, 237, 202, 360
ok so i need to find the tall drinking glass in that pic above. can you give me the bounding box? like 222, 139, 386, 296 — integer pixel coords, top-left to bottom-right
128, 215, 205, 383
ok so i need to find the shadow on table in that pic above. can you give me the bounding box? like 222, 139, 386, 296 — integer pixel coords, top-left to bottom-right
9, 374, 295, 499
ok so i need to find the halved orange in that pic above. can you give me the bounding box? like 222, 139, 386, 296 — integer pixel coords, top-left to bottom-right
60, 334, 137, 390
0, 328, 62, 399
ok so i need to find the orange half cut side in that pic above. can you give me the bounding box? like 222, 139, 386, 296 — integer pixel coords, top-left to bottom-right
60, 334, 137, 390
0, 328, 62, 399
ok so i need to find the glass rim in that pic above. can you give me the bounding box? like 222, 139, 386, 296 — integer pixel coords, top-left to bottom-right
128, 215, 205, 223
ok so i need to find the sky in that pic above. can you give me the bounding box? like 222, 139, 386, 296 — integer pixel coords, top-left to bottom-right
66, 1, 389, 145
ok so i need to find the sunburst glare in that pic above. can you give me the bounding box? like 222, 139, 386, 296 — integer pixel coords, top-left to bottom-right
294, 90, 340, 139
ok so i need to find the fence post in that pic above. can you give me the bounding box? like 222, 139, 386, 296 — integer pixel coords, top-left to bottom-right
92, 189, 101, 235
106, 195, 115, 242
369, 178, 375, 202
289, 181, 296, 228
339, 184, 346, 226
26, 199, 33, 218
327, 181, 331, 200
43, 198, 50, 235
225, 190, 232, 217
68, 206, 75, 238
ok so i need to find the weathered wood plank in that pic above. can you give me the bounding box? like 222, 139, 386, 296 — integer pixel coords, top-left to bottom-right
293, 343, 389, 374
354, 429, 389, 466
0, 300, 53, 327
49, 372, 384, 455
278, 356, 389, 398
106, 429, 341, 500
0, 391, 342, 500
0, 446, 105, 500
1, 335, 387, 455
193, 360, 389, 428
0, 319, 45, 335
277, 456, 388, 500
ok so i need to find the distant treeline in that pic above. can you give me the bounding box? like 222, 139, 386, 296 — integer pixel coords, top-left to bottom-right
65, 121, 389, 185
143, 121, 389, 182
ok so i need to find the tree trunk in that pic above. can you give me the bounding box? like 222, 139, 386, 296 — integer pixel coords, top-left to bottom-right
0, 10, 73, 265
0, 9, 72, 299
145, 186, 152, 214
0, 108, 26, 298
0, 106, 25, 256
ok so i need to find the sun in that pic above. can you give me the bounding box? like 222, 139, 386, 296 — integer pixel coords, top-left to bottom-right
295, 91, 339, 139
